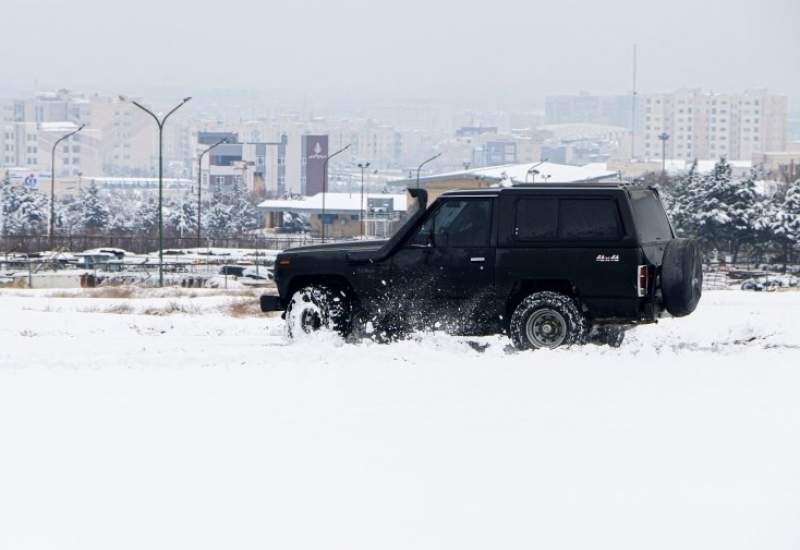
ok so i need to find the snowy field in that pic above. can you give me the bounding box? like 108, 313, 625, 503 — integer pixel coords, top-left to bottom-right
1, 289, 799, 549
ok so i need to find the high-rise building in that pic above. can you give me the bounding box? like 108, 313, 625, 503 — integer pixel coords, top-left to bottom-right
545, 94, 634, 128
472, 141, 517, 167
638, 89, 787, 161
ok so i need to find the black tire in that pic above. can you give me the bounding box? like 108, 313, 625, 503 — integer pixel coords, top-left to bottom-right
590, 325, 626, 348
662, 239, 703, 317
286, 285, 352, 339
509, 291, 587, 350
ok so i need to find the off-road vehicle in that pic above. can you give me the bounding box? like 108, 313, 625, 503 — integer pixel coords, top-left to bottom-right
260, 184, 702, 349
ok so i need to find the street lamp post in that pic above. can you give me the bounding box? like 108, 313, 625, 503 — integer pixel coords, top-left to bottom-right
525, 160, 547, 184
415, 153, 442, 189
50, 124, 85, 248
123, 96, 191, 287
196, 137, 228, 245
658, 132, 670, 174
320, 144, 351, 243
357, 161, 370, 238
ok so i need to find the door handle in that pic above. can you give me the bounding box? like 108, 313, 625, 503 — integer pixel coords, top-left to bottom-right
470, 257, 485, 263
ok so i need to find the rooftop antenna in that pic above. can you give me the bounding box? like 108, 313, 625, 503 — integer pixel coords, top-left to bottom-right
631, 44, 637, 161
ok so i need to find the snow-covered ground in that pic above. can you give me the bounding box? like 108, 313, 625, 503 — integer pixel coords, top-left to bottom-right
1, 289, 799, 549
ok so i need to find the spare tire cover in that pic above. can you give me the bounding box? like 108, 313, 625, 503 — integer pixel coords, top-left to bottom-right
661, 239, 703, 317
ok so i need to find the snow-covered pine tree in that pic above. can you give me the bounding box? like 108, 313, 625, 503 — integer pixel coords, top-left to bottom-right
78, 181, 110, 234
688, 158, 741, 257
0, 173, 16, 236
55, 195, 83, 235
726, 169, 761, 262
133, 194, 160, 237
227, 177, 259, 236
168, 196, 197, 238
750, 195, 778, 265
773, 181, 800, 268
103, 190, 131, 234
7, 184, 49, 235
204, 199, 232, 239
664, 161, 703, 236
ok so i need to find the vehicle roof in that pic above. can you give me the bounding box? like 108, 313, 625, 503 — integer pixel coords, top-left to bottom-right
440, 182, 645, 196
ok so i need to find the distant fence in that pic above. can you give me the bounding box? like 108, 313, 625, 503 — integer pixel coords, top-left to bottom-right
703, 261, 800, 290
0, 234, 325, 255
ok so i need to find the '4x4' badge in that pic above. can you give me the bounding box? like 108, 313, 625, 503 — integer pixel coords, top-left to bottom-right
595, 254, 620, 263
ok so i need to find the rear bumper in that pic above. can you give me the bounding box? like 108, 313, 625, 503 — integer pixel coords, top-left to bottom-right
260, 294, 283, 312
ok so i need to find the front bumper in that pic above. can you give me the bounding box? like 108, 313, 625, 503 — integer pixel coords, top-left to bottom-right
260, 294, 283, 312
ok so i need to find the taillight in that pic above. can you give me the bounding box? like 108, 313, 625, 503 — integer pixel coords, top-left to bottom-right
637, 265, 650, 297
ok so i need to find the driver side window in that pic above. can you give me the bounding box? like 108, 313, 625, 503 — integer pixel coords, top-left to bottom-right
408, 198, 492, 248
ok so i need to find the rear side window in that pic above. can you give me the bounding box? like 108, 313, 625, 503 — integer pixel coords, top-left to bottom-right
515, 198, 558, 240
513, 197, 622, 241
558, 199, 621, 240
628, 189, 673, 242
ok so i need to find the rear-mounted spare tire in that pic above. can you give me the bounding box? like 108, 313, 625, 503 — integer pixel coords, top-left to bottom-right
661, 238, 703, 317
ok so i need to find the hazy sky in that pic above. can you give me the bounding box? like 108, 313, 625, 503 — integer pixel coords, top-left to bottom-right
3, 0, 799, 108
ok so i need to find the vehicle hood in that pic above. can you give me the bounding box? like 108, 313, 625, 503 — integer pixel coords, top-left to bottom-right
279, 240, 389, 256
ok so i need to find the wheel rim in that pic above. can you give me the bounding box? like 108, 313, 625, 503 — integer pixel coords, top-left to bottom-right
525, 308, 568, 348
300, 308, 322, 333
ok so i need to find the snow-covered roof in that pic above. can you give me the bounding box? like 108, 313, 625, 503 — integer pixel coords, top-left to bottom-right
538, 123, 629, 139
399, 161, 616, 187
258, 193, 408, 214
39, 121, 82, 132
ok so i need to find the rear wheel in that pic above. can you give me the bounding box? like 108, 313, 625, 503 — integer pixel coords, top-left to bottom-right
510, 291, 587, 350
286, 286, 351, 339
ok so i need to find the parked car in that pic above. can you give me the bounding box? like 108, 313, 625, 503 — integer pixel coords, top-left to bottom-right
260, 185, 702, 349
220, 265, 246, 277
221, 264, 273, 282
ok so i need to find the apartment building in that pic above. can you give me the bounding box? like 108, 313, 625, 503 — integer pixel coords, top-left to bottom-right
1, 90, 193, 178
638, 89, 787, 161
195, 130, 289, 199
1, 120, 102, 177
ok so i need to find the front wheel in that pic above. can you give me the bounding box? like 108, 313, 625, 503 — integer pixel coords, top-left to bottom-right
286, 286, 351, 339
509, 291, 587, 350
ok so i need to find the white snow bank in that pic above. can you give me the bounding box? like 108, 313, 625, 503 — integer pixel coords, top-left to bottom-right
0, 290, 799, 550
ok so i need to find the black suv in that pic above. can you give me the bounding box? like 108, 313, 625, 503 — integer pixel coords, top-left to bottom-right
260, 184, 702, 349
